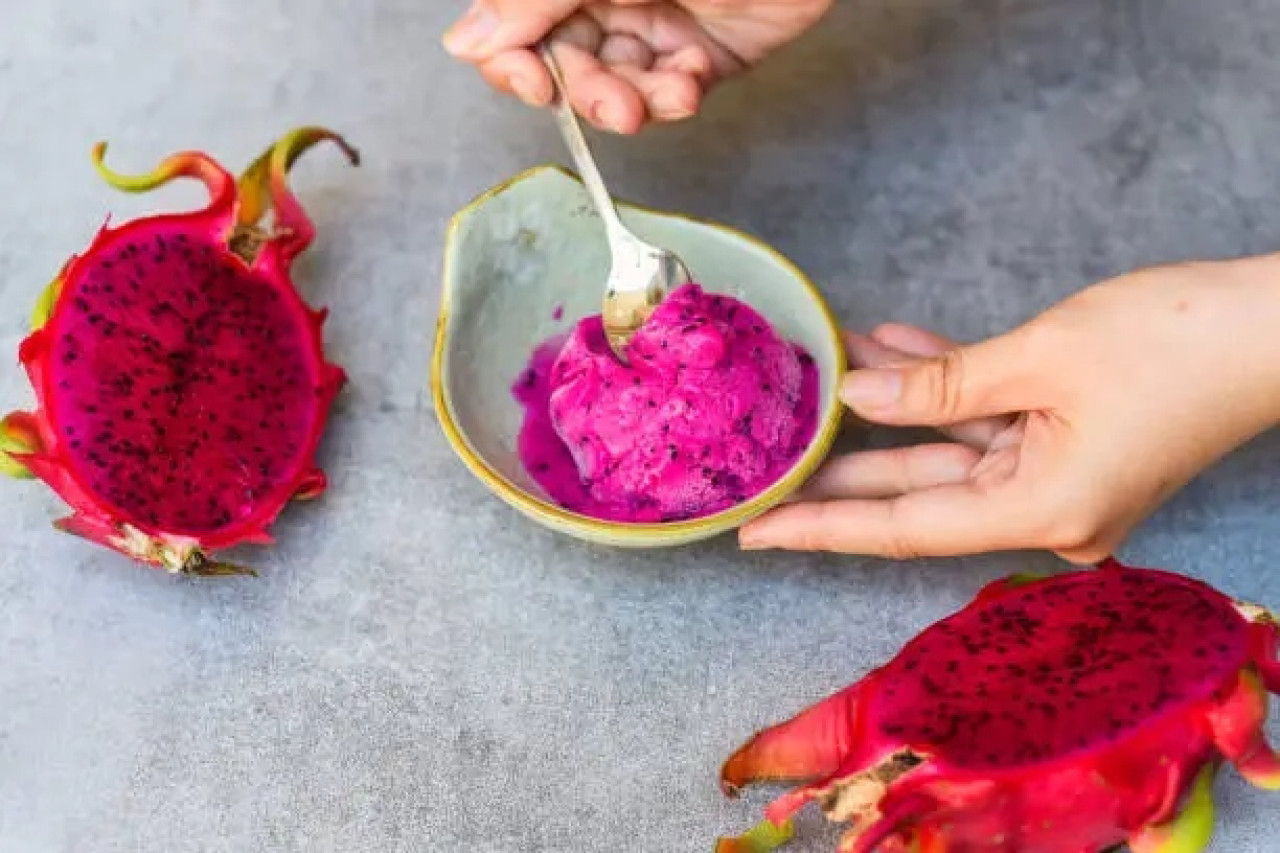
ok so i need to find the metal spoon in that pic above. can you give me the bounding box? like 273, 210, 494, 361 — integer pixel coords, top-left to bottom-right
538, 41, 692, 361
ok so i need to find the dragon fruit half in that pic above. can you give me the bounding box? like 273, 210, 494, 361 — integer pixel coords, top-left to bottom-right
0, 127, 358, 576
717, 558, 1280, 852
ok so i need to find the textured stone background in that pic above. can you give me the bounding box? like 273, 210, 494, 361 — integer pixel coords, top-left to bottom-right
2, 0, 1279, 850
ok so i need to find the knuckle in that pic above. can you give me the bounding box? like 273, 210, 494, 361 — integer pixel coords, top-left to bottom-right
794, 526, 833, 553
797, 534, 827, 553
918, 349, 967, 422
789, 506, 836, 552
886, 448, 916, 494
883, 536, 923, 560
880, 502, 924, 560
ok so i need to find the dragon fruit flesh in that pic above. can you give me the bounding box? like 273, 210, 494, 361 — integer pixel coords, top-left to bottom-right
717, 558, 1280, 852
0, 128, 358, 575
513, 283, 820, 523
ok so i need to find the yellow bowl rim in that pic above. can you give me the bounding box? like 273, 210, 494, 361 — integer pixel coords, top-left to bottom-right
430, 164, 848, 543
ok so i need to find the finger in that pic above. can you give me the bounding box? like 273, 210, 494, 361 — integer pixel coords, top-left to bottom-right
478, 49, 554, 106
843, 331, 919, 370
837, 332, 911, 434
869, 322, 962, 358
842, 330, 1014, 450
839, 332, 1032, 427
444, 0, 583, 61
739, 481, 1033, 558
608, 64, 702, 122
870, 325, 1017, 448
586, 3, 745, 79
548, 39, 648, 134
597, 33, 655, 68
793, 443, 982, 501
652, 44, 716, 84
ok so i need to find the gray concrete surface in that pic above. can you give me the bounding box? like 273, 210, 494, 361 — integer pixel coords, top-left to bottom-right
2, 0, 1279, 850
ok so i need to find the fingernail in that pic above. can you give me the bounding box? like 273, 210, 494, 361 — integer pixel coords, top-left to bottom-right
738, 526, 769, 550
443, 2, 499, 56
840, 369, 902, 409
590, 101, 625, 133
653, 92, 693, 120
671, 58, 704, 77
509, 74, 538, 104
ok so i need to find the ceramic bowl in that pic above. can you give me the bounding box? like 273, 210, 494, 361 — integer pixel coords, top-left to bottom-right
432, 165, 846, 548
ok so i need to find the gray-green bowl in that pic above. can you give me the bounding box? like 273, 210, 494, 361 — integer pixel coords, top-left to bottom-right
432, 165, 846, 548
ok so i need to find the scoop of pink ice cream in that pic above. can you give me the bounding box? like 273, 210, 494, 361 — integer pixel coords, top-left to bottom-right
513, 283, 819, 523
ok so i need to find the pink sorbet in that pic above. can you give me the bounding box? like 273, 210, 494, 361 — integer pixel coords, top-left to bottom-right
512, 283, 820, 523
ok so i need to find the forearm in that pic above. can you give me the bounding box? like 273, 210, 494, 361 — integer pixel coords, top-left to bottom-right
1215, 252, 1280, 432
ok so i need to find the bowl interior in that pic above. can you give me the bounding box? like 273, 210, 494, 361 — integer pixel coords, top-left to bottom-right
437, 166, 844, 536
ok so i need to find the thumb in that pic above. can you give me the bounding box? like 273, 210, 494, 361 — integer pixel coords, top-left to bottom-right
443, 0, 583, 59
838, 331, 1028, 426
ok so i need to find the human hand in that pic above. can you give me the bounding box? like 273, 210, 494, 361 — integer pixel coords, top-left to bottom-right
739, 255, 1280, 563
442, 0, 833, 134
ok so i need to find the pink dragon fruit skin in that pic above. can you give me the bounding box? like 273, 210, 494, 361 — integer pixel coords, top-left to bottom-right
717, 558, 1280, 852
513, 283, 820, 523
0, 128, 358, 576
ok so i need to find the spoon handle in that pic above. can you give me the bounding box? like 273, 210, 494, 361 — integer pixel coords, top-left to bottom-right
538, 42, 631, 244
